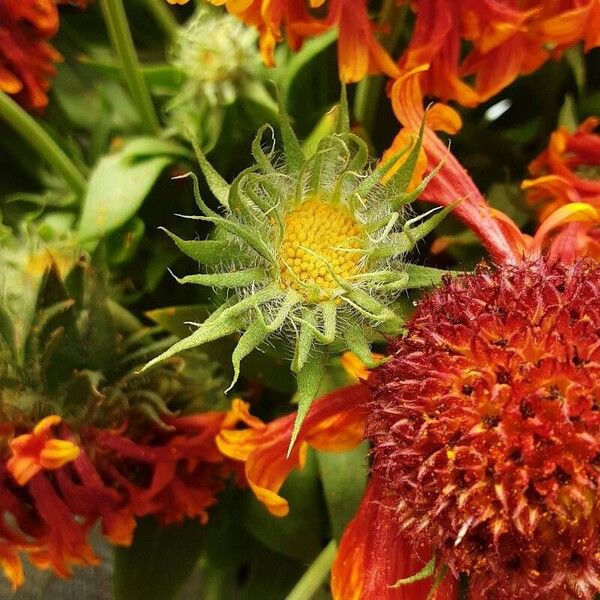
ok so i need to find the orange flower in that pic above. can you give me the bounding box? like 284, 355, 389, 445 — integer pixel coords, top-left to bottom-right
0, 405, 243, 589
217, 386, 370, 517
7, 416, 80, 485
0, 0, 61, 110
389, 64, 521, 263
397, 0, 600, 107
389, 64, 600, 264
205, 0, 397, 82
524, 117, 600, 216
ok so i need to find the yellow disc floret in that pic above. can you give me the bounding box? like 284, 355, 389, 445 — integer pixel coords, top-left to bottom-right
278, 199, 364, 300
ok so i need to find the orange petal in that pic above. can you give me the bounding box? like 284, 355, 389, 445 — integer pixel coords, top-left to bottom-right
39, 439, 80, 470
332, 477, 458, 599
217, 385, 370, 517
33, 415, 61, 435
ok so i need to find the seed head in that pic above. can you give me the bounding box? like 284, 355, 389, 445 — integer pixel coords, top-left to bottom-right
369, 258, 600, 599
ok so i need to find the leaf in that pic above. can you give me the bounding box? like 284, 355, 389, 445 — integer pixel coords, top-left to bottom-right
78, 146, 174, 240
280, 29, 338, 105
161, 228, 239, 265
404, 264, 461, 289
173, 268, 267, 288
0, 307, 16, 357
145, 305, 212, 338
390, 555, 437, 588
276, 87, 305, 173
287, 352, 327, 455
242, 449, 326, 563
316, 442, 369, 541
113, 517, 205, 600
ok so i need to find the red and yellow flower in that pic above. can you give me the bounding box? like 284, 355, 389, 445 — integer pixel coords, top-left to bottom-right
0, 403, 246, 590
0, 0, 61, 110
398, 0, 600, 107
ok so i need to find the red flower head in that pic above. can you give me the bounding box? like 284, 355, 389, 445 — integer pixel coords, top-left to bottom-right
0, 0, 62, 110
365, 258, 600, 599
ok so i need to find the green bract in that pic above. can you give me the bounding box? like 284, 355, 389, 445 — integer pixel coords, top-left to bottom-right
143, 91, 451, 450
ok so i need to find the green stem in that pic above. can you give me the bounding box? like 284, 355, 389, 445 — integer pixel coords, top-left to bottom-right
100, 0, 161, 135
145, 0, 179, 39
285, 540, 337, 600
0, 91, 87, 196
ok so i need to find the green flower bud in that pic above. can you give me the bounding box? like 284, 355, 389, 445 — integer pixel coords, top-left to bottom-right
144, 90, 452, 451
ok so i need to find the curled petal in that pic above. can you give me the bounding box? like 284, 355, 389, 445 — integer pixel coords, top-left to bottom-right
389, 65, 522, 263
217, 385, 370, 517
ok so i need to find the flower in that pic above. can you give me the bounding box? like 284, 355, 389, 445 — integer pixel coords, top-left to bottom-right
523, 117, 600, 218
216, 387, 369, 517
389, 65, 600, 264
351, 258, 600, 599
397, 0, 600, 107
0, 0, 61, 110
144, 90, 451, 448
203, 0, 398, 82
170, 8, 259, 106
7, 415, 80, 485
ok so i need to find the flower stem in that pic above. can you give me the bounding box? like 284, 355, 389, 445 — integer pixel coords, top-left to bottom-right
0, 91, 87, 196
100, 0, 161, 135
285, 540, 337, 600
145, 0, 179, 39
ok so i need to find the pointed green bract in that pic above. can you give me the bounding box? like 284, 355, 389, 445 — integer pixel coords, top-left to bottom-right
287, 353, 327, 456
145, 90, 454, 451
391, 556, 437, 588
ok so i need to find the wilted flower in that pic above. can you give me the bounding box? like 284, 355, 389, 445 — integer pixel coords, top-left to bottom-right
144, 91, 452, 448
171, 8, 259, 106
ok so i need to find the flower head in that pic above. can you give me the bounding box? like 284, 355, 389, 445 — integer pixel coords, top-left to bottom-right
0, 0, 61, 110
170, 8, 259, 106
7, 415, 80, 485
367, 258, 600, 599
144, 91, 451, 448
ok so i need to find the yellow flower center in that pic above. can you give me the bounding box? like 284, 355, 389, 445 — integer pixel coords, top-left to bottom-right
278, 199, 364, 300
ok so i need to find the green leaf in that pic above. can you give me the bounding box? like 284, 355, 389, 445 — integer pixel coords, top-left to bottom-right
288, 353, 327, 455
242, 449, 326, 563
228, 318, 270, 391
281, 29, 338, 105
391, 555, 436, 588
285, 540, 337, 600
404, 264, 461, 289
141, 313, 242, 372
276, 87, 305, 173
316, 442, 369, 541
192, 139, 231, 209
78, 150, 172, 240
172, 268, 267, 288
160, 228, 238, 265
113, 517, 205, 600
0, 306, 16, 357
144, 305, 212, 338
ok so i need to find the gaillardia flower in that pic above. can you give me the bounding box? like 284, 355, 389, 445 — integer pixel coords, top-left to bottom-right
0, 240, 243, 589
354, 257, 600, 599
0, 0, 60, 110
143, 92, 451, 448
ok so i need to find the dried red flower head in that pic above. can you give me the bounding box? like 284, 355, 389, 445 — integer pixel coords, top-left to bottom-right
0, 0, 61, 109
368, 258, 600, 599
